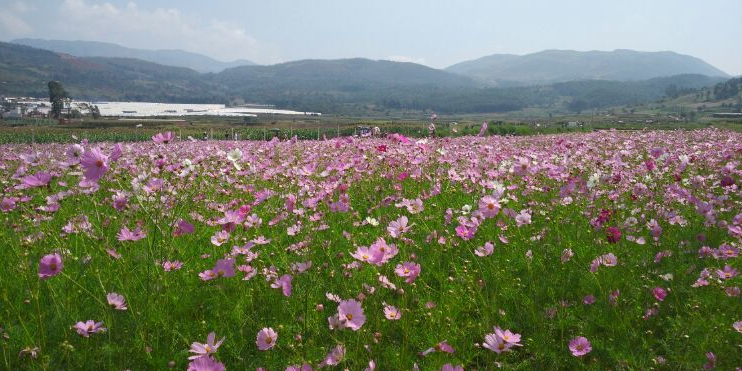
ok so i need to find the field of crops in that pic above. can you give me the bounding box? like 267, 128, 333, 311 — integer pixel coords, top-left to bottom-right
1, 129, 740, 370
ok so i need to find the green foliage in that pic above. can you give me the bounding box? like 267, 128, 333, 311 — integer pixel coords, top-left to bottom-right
47, 81, 68, 119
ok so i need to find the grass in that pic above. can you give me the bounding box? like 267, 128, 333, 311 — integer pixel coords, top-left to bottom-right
0, 129, 740, 370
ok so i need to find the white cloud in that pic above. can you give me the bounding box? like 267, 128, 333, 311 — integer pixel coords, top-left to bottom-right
0, 1, 33, 36
55, 0, 278, 63
385, 55, 427, 65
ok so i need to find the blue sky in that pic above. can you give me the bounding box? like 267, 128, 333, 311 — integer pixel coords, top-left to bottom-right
1, 0, 741, 74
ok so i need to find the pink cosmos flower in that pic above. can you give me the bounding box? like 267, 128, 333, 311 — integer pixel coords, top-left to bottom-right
162, 261, 183, 271
189, 332, 225, 359
117, 225, 146, 241
494, 327, 522, 347
199, 270, 218, 281
319, 344, 345, 367
21, 172, 52, 188
256, 327, 277, 351
475, 242, 494, 257
152, 131, 175, 144
478, 195, 501, 219
703, 352, 716, 370
338, 299, 366, 331
1, 197, 18, 212
80, 147, 109, 181
65, 144, 84, 163
583, 295, 596, 305
716, 265, 738, 280
367, 238, 398, 266
210, 230, 230, 246
601, 253, 617, 266
173, 219, 195, 236
388, 216, 410, 238
733, 321, 742, 333
561, 249, 574, 263
383, 304, 401, 320
395, 262, 421, 284
351, 246, 375, 263
569, 336, 592, 357
483, 333, 510, 353
106, 292, 127, 310
213, 259, 235, 278
515, 210, 532, 226
187, 356, 225, 371
652, 287, 668, 302
38, 253, 63, 279
73, 320, 106, 337
441, 364, 463, 371
271, 274, 293, 297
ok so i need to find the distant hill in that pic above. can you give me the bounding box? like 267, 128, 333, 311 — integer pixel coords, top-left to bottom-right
0, 42, 225, 102
12, 38, 255, 73
446, 49, 730, 86
0, 42, 730, 114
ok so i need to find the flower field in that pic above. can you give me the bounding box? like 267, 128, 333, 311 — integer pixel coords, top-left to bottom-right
1, 129, 741, 370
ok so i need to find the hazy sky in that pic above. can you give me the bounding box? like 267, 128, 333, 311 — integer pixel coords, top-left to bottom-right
1, 0, 741, 74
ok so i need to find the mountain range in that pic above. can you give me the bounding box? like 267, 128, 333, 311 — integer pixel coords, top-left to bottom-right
0, 40, 734, 114
446, 49, 730, 86
12, 38, 256, 73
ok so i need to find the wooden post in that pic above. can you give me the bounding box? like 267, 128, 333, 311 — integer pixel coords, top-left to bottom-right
337, 125, 340, 138
317, 126, 320, 140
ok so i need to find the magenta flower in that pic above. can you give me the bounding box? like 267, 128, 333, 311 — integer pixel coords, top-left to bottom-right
187, 356, 225, 371
441, 364, 463, 371
569, 336, 592, 357
395, 262, 421, 284
652, 287, 668, 302
583, 295, 596, 305
189, 332, 225, 360
338, 299, 366, 331
38, 253, 63, 279
80, 147, 109, 181
106, 292, 127, 310
606, 227, 621, 243
256, 327, 277, 351
73, 320, 106, 337
152, 131, 175, 144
